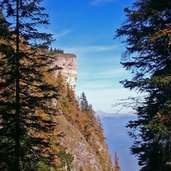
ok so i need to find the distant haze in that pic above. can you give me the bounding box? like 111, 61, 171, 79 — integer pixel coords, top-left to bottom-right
99, 112, 140, 171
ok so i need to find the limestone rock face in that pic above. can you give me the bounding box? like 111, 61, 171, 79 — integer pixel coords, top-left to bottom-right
55, 115, 104, 171
53, 53, 77, 89
50, 51, 114, 170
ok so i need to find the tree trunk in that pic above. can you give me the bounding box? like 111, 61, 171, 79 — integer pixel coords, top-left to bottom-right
15, 0, 20, 170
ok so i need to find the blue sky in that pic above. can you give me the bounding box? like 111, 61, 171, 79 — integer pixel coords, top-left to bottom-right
43, 0, 137, 113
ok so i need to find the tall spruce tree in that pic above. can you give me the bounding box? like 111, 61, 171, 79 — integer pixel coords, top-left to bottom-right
79, 92, 89, 113
114, 152, 120, 171
0, 9, 16, 170
116, 0, 171, 170
0, 0, 58, 170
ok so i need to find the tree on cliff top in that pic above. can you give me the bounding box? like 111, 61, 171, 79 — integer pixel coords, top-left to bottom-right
116, 0, 171, 170
0, 0, 58, 170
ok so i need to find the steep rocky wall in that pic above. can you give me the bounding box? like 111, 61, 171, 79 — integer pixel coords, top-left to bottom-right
54, 115, 104, 171
50, 51, 114, 170
52, 53, 77, 90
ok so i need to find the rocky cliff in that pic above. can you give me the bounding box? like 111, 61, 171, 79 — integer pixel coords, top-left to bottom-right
51, 52, 77, 90
47, 50, 114, 171
0, 22, 115, 169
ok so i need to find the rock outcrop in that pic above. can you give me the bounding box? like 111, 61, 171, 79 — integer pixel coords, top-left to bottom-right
48, 50, 114, 170
52, 53, 77, 90
54, 115, 104, 171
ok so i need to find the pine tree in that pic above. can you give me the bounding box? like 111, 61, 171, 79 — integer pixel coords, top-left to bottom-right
114, 152, 120, 171
0, 0, 58, 170
79, 92, 89, 113
116, 0, 171, 170
0, 7, 17, 170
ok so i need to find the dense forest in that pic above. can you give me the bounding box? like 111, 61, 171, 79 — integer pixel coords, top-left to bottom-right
116, 0, 171, 170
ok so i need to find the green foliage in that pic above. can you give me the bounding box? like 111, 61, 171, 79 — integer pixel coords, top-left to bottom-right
116, 0, 171, 170
52, 74, 112, 170
37, 162, 50, 171
50, 48, 64, 54
79, 92, 90, 113
0, 0, 58, 170
57, 150, 74, 171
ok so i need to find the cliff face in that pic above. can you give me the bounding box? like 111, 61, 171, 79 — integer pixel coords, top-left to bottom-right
52, 53, 77, 90
52, 108, 113, 171
54, 115, 104, 171
48, 51, 114, 171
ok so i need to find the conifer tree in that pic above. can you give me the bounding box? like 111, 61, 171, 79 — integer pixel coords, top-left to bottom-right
80, 92, 89, 113
114, 152, 120, 171
116, 0, 171, 170
0, 0, 58, 170
0, 5, 17, 170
